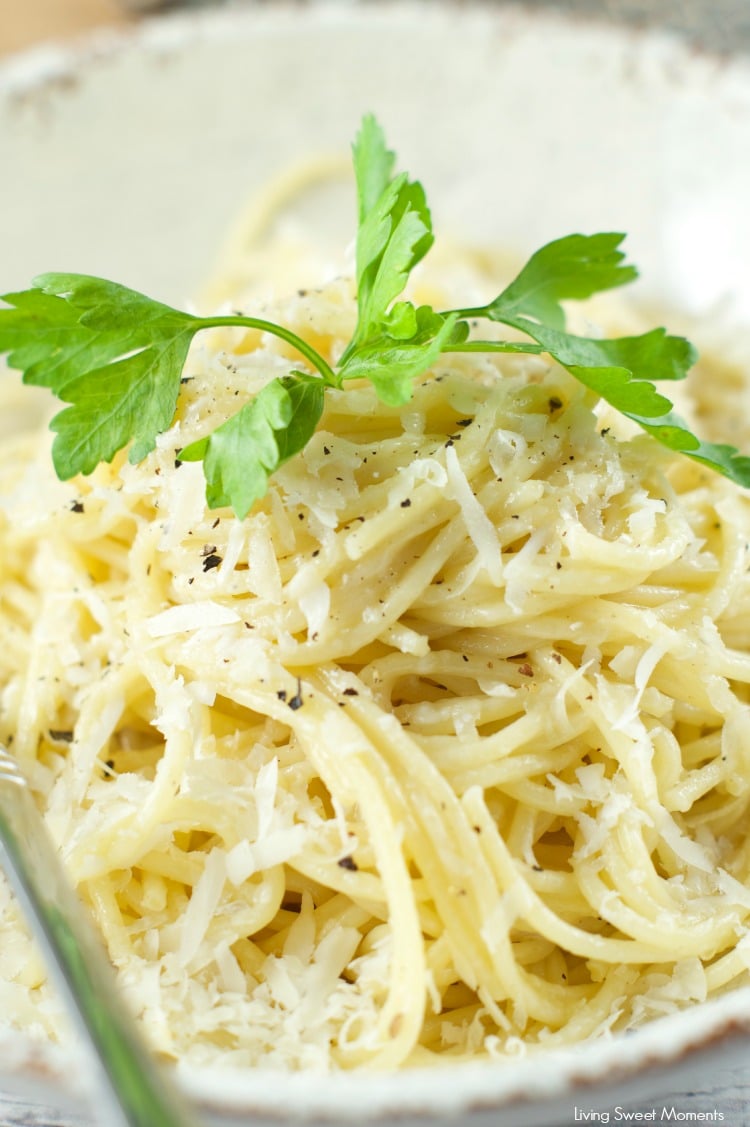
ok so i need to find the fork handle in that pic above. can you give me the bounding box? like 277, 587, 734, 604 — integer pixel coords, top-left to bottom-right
0, 756, 200, 1127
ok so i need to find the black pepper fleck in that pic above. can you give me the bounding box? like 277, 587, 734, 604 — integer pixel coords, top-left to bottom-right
49, 729, 74, 743
288, 679, 304, 710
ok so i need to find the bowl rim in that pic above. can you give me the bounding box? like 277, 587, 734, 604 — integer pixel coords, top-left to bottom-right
2, 0, 749, 101
1, 986, 749, 1120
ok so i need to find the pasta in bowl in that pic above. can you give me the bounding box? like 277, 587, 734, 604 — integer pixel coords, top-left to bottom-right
1, 4, 750, 1125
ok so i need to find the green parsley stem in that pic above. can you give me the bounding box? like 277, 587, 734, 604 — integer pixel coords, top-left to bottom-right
446, 306, 492, 320
445, 340, 543, 355
196, 316, 339, 387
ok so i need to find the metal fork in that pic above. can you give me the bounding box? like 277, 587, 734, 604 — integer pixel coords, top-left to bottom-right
0, 743, 201, 1127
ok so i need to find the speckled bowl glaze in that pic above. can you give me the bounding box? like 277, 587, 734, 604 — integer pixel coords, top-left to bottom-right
1, 5, 750, 1126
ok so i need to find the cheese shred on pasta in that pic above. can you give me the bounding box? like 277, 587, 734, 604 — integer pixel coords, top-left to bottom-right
2, 231, 750, 1071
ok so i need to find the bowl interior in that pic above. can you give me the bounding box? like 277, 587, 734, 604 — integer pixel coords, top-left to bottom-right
1, 3, 750, 320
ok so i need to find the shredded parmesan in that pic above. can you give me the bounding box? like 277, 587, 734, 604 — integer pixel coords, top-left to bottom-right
1, 224, 750, 1075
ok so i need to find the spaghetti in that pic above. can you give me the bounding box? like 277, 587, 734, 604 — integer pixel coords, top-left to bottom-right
1, 234, 750, 1071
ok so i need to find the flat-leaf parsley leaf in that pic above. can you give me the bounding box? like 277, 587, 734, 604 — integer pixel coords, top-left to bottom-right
2, 112, 749, 515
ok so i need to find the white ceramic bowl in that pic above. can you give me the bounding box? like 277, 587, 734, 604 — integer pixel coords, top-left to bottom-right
1, 5, 750, 1125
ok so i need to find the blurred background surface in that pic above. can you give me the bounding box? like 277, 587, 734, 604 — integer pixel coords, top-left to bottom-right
0, 0, 129, 56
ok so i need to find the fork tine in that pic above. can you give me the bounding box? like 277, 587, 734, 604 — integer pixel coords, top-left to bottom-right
0, 743, 25, 784
0, 741, 201, 1126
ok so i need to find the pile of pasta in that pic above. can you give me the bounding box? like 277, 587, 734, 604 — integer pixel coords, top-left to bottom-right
1, 251, 750, 1071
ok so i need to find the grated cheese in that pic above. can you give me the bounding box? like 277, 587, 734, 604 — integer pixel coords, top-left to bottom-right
1, 233, 750, 1074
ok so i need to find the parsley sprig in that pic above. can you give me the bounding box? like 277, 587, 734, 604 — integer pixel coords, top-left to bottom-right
2, 113, 749, 517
